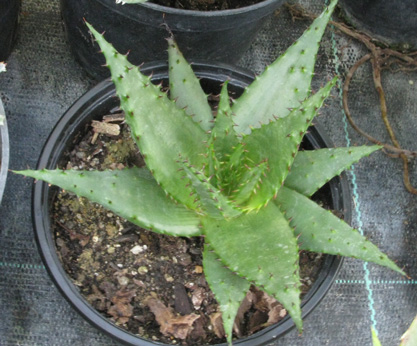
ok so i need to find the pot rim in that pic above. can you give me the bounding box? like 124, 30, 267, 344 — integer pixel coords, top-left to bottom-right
98, 0, 284, 19
32, 61, 347, 346
0, 98, 9, 204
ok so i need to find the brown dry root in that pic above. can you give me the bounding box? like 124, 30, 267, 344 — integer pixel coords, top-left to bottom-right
287, 4, 417, 195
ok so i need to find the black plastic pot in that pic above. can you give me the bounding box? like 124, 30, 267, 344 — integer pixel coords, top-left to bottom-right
32, 62, 348, 345
0, 98, 9, 204
0, 0, 20, 61
339, 0, 417, 50
60, 0, 285, 80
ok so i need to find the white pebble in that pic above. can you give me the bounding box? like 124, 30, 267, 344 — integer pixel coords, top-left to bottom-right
130, 244, 147, 255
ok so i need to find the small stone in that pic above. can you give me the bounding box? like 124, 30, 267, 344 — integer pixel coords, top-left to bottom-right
107, 247, 115, 254
177, 253, 192, 266
138, 266, 148, 275
189, 247, 202, 255
134, 279, 145, 288
106, 224, 118, 238
117, 276, 129, 286
130, 244, 147, 255
164, 274, 174, 283
76, 151, 86, 159
191, 287, 205, 310
184, 282, 195, 289
115, 233, 139, 243
194, 265, 203, 274
56, 238, 64, 247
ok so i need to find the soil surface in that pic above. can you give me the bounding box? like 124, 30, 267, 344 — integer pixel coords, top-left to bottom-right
52, 110, 325, 345
150, 0, 266, 11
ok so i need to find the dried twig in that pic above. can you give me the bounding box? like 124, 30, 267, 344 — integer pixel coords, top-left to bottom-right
287, 4, 417, 194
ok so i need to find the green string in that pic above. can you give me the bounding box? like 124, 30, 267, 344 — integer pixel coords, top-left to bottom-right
336, 279, 417, 285
326, 0, 379, 338
0, 261, 45, 270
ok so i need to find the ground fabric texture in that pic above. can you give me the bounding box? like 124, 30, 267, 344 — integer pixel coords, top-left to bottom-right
0, 0, 416, 345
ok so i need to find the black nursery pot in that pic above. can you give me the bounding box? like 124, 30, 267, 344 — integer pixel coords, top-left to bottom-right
339, 0, 417, 50
0, 0, 20, 61
32, 62, 348, 345
60, 0, 285, 80
0, 99, 9, 204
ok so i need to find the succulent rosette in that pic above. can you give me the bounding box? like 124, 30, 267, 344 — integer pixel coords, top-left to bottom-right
17, 1, 404, 344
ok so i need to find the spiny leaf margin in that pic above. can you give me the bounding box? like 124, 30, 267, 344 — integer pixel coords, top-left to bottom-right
203, 244, 250, 346
284, 145, 382, 197
276, 186, 405, 275
231, 0, 338, 134
202, 202, 303, 332
15, 167, 201, 237
87, 22, 209, 210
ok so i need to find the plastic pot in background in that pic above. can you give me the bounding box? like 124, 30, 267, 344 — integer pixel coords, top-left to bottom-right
339, 0, 417, 51
32, 62, 347, 345
0, 0, 20, 61
0, 98, 9, 204
60, 0, 285, 80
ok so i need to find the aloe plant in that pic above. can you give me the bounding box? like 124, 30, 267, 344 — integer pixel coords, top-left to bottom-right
16, 0, 405, 344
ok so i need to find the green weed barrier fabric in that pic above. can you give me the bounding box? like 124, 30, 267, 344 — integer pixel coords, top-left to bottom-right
0, 0, 416, 345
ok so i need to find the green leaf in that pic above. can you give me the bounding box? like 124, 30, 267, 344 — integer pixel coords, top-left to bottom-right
372, 327, 383, 346
202, 203, 303, 332
207, 82, 242, 190
276, 186, 405, 275
401, 315, 417, 346
87, 23, 209, 209
231, 0, 338, 134
371, 314, 417, 346
179, 159, 242, 219
203, 244, 250, 346
15, 168, 201, 237
241, 78, 336, 211
168, 38, 213, 131
231, 161, 268, 206
211, 81, 240, 160
206, 140, 222, 189
285, 146, 382, 197
213, 143, 247, 197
